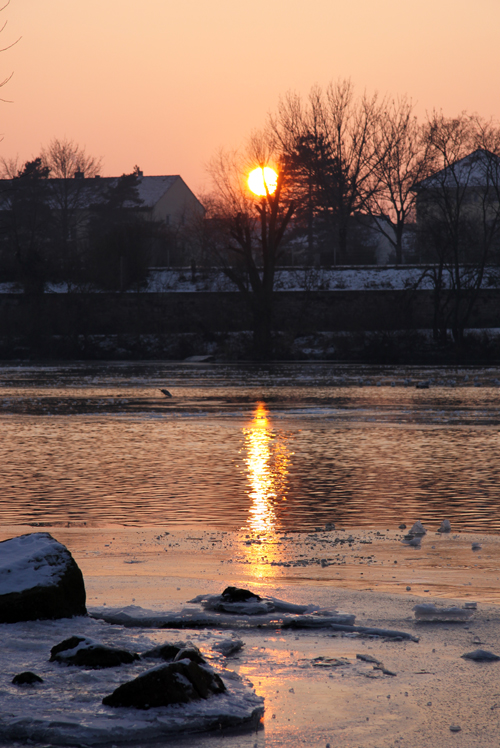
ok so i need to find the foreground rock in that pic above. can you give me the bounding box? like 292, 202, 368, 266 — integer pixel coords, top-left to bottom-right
103, 661, 226, 709
0, 533, 86, 623
50, 636, 139, 668
12, 671, 44, 685
141, 643, 182, 661
220, 586, 261, 603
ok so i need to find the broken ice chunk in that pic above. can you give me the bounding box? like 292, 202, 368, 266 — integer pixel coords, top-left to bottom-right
212, 639, 245, 657
413, 604, 474, 622
402, 536, 421, 547
471, 543, 482, 551
461, 649, 500, 662
437, 519, 451, 533
409, 520, 427, 536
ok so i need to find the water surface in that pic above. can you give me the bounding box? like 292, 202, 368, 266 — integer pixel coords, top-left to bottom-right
1, 361, 500, 532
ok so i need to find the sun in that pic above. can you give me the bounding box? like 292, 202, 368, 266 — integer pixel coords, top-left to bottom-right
248, 166, 278, 196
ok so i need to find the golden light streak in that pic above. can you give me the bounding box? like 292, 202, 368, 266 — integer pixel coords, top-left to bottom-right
242, 402, 292, 578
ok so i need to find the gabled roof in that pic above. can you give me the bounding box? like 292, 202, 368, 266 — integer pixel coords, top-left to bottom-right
417, 148, 500, 190
0, 174, 204, 212
135, 175, 180, 207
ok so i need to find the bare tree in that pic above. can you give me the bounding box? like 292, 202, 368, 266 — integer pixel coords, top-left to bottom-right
41, 137, 101, 180
366, 96, 434, 265
40, 138, 102, 284
205, 136, 295, 358
270, 80, 384, 264
0, 0, 20, 104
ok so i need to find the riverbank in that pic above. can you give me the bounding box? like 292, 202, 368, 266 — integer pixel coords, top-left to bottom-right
1, 524, 499, 747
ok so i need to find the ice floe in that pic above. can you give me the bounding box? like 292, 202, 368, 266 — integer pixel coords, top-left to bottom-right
461, 649, 500, 662
0, 616, 263, 745
91, 593, 356, 631
413, 604, 474, 622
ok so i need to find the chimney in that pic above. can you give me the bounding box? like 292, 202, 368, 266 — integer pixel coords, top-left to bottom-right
74, 170, 84, 179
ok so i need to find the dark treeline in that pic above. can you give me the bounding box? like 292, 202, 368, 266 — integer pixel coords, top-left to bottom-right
0, 139, 174, 293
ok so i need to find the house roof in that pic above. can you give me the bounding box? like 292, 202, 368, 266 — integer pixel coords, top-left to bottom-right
80, 175, 197, 209
0, 174, 204, 212
135, 175, 180, 207
417, 148, 500, 190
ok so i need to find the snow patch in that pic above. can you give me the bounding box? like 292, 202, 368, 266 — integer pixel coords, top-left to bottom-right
0, 533, 73, 595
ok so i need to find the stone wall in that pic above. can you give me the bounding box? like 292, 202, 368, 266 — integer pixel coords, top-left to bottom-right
0, 289, 498, 338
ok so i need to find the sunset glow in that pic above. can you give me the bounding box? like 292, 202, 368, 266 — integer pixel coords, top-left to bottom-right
1, 1, 500, 192
247, 167, 278, 197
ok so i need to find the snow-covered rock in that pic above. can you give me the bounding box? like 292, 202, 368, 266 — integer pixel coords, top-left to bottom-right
50, 635, 139, 668
0, 533, 86, 623
102, 660, 226, 709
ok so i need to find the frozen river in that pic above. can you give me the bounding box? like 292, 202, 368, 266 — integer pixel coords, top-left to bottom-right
1, 361, 500, 533
2, 361, 500, 747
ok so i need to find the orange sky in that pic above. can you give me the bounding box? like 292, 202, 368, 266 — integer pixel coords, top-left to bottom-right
1, 0, 499, 195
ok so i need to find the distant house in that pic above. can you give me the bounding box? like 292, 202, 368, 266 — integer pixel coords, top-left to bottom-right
414, 148, 500, 228
413, 148, 500, 263
102, 173, 204, 232
0, 171, 205, 272
104, 173, 205, 266
416, 148, 500, 193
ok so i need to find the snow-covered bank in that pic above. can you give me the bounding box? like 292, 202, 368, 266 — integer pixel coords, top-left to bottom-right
2, 266, 499, 295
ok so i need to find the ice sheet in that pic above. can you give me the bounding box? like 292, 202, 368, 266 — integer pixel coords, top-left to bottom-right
0, 616, 263, 746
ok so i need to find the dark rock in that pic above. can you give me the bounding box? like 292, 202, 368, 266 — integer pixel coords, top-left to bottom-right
174, 647, 206, 664
398, 523, 407, 530
0, 533, 86, 623
461, 649, 500, 662
102, 661, 226, 709
141, 644, 182, 661
12, 671, 44, 685
221, 586, 261, 603
50, 636, 139, 668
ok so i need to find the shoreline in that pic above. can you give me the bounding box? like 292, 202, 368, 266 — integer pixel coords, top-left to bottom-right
2, 523, 499, 606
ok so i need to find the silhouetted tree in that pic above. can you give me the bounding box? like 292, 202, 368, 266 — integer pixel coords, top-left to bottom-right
205, 139, 295, 359
270, 80, 383, 264
366, 96, 434, 265
41, 138, 102, 284
2, 158, 52, 293
87, 170, 152, 290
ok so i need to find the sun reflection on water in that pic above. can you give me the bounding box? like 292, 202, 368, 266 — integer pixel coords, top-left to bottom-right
242, 403, 292, 577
